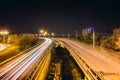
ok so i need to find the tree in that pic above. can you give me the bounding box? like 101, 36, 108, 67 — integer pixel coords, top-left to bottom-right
8, 34, 39, 50
82, 28, 92, 43
113, 28, 120, 50
100, 36, 116, 50
8, 34, 18, 44
100, 28, 120, 51
82, 28, 88, 40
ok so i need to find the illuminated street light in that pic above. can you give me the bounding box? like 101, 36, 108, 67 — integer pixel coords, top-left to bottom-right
74, 31, 78, 40
51, 33, 55, 36
44, 31, 48, 36
40, 29, 44, 36
0, 30, 9, 44
40, 29, 49, 37
4, 31, 9, 35
68, 33, 70, 39
40, 30, 44, 33
87, 27, 95, 48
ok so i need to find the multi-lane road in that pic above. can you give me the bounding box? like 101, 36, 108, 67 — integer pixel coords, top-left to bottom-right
59, 38, 120, 79
1, 37, 120, 80
0, 38, 52, 80
0, 43, 9, 51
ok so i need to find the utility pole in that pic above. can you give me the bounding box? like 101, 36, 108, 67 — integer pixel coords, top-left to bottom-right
68, 33, 70, 39
93, 30, 95, 48
75, 31, 78, 40
0, 31, 9, 44
87, 27, 95, 48
62, 34, 63, 38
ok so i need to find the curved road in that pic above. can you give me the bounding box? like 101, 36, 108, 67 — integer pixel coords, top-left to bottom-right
59, 38, 120, 80
0, 38, 52, 80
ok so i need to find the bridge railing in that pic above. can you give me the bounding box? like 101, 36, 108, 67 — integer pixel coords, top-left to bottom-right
64, 43, 103, 80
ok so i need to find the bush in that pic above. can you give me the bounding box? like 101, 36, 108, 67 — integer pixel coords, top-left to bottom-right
100, 36, 119, 51
100, 28, 120, 51
8, 34, 39, 50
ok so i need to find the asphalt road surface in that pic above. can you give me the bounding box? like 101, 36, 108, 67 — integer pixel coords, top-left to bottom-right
0, 38, 52, 80
59, 38, 120, 79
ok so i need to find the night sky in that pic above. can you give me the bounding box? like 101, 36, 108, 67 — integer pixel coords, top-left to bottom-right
0, 0, 120, 34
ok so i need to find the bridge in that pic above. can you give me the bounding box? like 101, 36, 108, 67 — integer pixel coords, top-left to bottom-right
0, 38, 120, 80
53, 38, 120, 80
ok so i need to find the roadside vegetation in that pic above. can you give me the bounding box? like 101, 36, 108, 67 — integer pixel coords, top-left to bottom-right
100, 28, 120, 51
76, 28, 120, 63
81, 28, 120, 52
46, 44, 84, 80
0, 34, 43, 62
8, 34, 40, 50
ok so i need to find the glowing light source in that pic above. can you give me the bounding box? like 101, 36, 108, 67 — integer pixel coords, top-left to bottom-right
0, 30, 9, 44
40, 30, 44, 33
51, 33, 55, 36
44, 31, 48, 36
0, 30, 9, 35
87, 26, 95, 48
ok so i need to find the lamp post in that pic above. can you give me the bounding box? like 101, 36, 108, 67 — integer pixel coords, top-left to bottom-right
68, 33, 70, 39
93, 30, 95, 48
74, 31, 78, 40
51, 33, 55, 37
40, 30, 44, 36
0, 31, 9, 44
87, 27, 95, 48
44, 31, 48, 36
40, 29, 49, 37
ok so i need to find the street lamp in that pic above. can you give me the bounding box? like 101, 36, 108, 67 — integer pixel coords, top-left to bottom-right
74, 31, 78, 40
68, 33, 70, 39
0, 30, 9, 44
44, 31, 48, 36
51, 33, 55, 37
40, 30, 44, 33
87, 27, 95, 48
40, 29, 49, 37
40, 30, 44, 36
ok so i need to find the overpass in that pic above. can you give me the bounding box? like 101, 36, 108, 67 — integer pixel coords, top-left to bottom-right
1, 38, 120, 80
54, 38, 120, 80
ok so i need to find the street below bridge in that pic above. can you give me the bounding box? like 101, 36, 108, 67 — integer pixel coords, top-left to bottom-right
0, 38, 52, 80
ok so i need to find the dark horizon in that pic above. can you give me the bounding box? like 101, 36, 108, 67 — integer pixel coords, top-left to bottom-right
0, 0, 120, 34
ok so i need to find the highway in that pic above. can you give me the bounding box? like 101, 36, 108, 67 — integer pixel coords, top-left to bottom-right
0, 38, 52, 80
0, 43, 9, 51
59, 38, 120, 79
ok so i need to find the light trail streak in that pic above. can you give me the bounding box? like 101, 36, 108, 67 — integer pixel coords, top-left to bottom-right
0, 38, 52, 80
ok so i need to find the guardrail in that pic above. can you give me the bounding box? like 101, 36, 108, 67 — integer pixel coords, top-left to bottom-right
0, 42, 44, 66
64, 44, 103, 80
